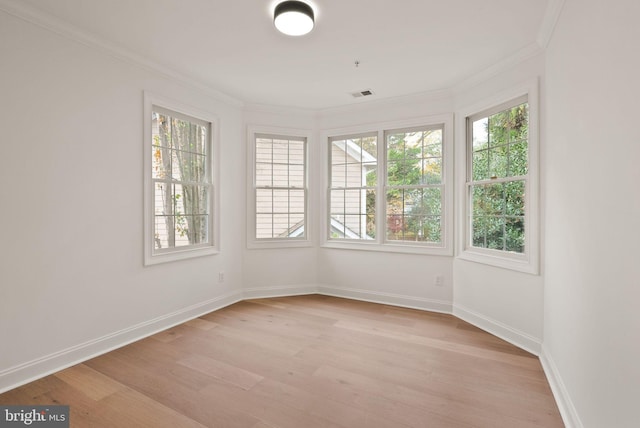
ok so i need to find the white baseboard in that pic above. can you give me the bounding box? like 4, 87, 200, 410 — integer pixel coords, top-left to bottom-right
453, 304, 542, 356
0, 290, 243, 394
540, 347, 583, 428
318, 285, 453, 314
243, 284, 319, 299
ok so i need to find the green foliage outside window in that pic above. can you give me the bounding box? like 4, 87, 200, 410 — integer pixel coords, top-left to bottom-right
470, 103, 528, 253
386, 129, 443, 243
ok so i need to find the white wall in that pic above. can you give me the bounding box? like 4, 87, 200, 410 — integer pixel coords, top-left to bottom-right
0, 11, 245, 391
242, 106, 319, 297
452, 53, 546, 353
544, 0, 640, 426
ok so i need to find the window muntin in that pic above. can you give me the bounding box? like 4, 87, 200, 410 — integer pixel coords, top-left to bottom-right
254, 134, 307, 240
329, 133, 377, 240
151, 106, 213, 253
385, 126, 443, 244
468, 98, 528, 254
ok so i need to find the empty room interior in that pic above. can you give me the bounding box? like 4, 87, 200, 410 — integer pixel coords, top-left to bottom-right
0, 0, 638, 427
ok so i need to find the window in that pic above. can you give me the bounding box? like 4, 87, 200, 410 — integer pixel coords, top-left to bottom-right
386, 126, 443, 244
458, 81, 539, 274
144, 94, 218, 265
323, 115, 453, 255
329, 133, 377, 239
248, 127, 310, 248
468, 98, 528, 253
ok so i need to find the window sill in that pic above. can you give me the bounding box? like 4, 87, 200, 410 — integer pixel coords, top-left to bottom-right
457, 248, 539, 275
145, 246, 219, 266
322, 240, 453, 256
247, 239, 313, 250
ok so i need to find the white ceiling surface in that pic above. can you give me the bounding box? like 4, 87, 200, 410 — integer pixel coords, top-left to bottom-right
17, 0, 549, 109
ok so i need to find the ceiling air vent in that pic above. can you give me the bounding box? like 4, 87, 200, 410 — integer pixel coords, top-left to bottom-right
351, 89, 374, 98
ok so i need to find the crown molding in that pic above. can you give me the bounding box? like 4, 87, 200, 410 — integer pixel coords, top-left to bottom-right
452, 42, 543, 95
537, 0, 567, 49
0, 0, 244, 108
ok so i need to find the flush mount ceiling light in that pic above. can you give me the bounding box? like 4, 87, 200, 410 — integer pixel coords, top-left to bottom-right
274, 1, 315, 36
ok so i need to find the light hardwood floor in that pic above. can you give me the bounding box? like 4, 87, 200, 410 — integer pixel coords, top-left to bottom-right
0, 295, 564, 427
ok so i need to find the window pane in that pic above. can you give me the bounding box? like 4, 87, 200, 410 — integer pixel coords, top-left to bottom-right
256, 189, 273, 213
256, 139, 272, 162
365, 189, 376, 239
256, 214, 273, 239
422, 158, 442, 184
289, 140, 305, 165
329, 134, 378, 241
422, 187, 442, 216
330, 189, 345, 214
509, 103, 529, 143
273, 213, 289, 237
470, 179, 525, 254
488, 111, 508, 147
255, 162, 273, 187
272, 140, 288, 163
289, 189, 305, 214
331, 163, 346, 188
509, 141, 528, 177
506, 217, 525, 253
289, 164, 304, 188
425, 216, 442, 243
272, 163, 289, 187
154, 215, 172, 249
505, 180, 525, 216
472, 150, 489, 181
174, 184, 208, 216
272, 189, 289, 213
152, 146, 171, 179
345, 161, 367, 187
489, 145, 508, 179
154, 182, 172, 215
175, 214, 208, 246
472, 117, 488, 150
288, 213, 305, 235
344, 189, 362, 214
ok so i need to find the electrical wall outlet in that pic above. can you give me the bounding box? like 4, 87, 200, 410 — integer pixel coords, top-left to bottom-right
434, 275, 444, 286
218, 272, 225, 283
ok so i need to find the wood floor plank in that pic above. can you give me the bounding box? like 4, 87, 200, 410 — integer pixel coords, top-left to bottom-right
54, 364, 125, 401
0, 295, 564, 427
177, 354, 264, 390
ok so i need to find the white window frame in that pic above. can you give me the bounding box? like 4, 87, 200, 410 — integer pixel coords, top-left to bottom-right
456, 79, 540, 274
247, 125, 312, 249
143, 92, 220, 266
321, 114, 454, 256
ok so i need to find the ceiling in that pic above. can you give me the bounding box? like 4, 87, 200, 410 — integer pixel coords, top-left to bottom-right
16, 0, 550, 109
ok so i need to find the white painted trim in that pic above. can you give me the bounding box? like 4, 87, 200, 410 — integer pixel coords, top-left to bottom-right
455, 78, 540, 275
452, 303, 541, 356
540, 347, 583, 428
318, 285, 452, 314
0, 290, 243, 394
537, 0, 567, 49
453, 43, 543, 94
0, 0, 242, 107
243, 284, 319, 300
